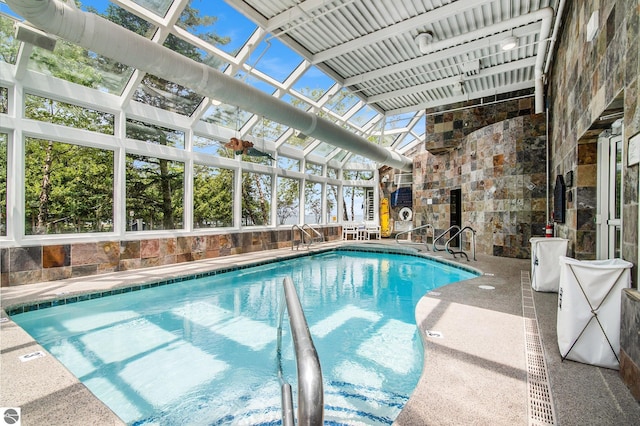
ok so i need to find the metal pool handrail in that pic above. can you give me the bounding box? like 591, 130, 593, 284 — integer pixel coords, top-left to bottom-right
276, 277, 324, 426
433, 225, 460, 251
291, 225, 312, 250
302, 224, 324, 243
444, 226, 477, 261
395, 223, 434, 250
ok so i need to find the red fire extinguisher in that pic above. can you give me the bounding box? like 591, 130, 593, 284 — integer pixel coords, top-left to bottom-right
545, 222, 553, 238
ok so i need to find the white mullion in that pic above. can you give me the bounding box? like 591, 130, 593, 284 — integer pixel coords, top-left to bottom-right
299, 175, 306, 226
234, 164, 242, 229
6, 83, 25, 245
113, 109, 127, 237
183, 128, 194, 232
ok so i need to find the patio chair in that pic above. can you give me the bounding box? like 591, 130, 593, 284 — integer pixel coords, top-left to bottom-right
364, 222, 381, 240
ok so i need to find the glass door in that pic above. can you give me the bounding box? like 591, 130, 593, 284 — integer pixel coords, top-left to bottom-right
597, 129, 623, 259
608, 135, 623, 258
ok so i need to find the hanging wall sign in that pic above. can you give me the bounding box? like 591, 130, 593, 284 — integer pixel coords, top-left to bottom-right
553, 174, 566, 223
628, 132, 640, 166
391, 187, 412, 208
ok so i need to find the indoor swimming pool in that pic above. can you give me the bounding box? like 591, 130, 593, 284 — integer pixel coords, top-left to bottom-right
10, 248, 477, 425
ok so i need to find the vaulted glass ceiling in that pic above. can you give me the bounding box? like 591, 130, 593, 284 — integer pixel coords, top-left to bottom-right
0, 0, 424, 167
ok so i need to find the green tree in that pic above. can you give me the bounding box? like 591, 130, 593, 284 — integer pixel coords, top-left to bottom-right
23, 94, 114, 234
242, 172, 270, 226
194, 165, 234, 227
305, 182, 322, 223
277, 177, 299, 225
0, 15, 19, 65
126, 154, 184, 230
25, 138, 113, 234
125, 120, 184, 230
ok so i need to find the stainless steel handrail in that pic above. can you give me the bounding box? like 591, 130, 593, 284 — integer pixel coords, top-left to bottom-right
291, 225, 312, 250
276, 277, 324, 425
394, 223, 434, 250
444, 226, 477, 261
302, 224, 324, 243
432, 225, 460, 251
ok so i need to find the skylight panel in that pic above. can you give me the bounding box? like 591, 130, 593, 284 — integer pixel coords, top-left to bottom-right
251, 117, 288, 144
163, 33, 228, 71
396, 134, 417, 151
345, 155, 375, 168
292, 66, 335, 101
309, 142, 338, 158
374, 132, 397, 147
177, 0, 257, 56
21, 2, 153, 95
325, 88, 360, 115
90, 1, 157, 38
247, 37, 303, 83
385, 112, 415, 130
200, 103, 252, 130
130, 0, 174, 18
281, 94, 312, 111
133, 73, 205, 116
235, 71, 277, 95
350, 105, 378, 127
332, 150, 349, 163
411, 116, 426, 135
26, 39, 136, 96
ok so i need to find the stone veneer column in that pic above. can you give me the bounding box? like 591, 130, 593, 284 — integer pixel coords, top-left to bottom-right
411, 113, 547, 259
620, 289, 640, 400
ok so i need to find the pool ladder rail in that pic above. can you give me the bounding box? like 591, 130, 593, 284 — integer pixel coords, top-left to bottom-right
291, 224, 324, 250
395, 223, 435, 251
443, 226, 477, 261
396, 224, 477, 261
276, 277, 324, 425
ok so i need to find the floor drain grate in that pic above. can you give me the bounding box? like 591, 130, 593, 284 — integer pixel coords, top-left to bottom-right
521, 271, 556, 425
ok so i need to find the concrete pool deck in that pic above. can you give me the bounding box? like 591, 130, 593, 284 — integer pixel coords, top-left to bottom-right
1, 240, 639, 425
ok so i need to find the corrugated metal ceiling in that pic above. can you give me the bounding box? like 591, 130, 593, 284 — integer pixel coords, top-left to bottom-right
229, 0, 561, 115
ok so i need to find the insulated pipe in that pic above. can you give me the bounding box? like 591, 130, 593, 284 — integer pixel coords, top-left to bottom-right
416, 7, 553, 114
7, 0, 413, 171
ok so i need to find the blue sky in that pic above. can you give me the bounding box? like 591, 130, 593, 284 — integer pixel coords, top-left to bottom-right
1, 0, 338, 95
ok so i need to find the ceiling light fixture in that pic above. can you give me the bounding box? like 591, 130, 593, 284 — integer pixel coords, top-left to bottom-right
501, 35, 517, 50
415, 31, 434, 54
452, 80, 465, 95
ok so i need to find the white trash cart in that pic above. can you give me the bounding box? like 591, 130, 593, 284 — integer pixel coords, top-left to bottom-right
557, 256, 632, 369
530, 237, 568, 292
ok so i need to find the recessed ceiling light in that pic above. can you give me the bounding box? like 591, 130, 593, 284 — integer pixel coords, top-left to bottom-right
501, 35, 518, 51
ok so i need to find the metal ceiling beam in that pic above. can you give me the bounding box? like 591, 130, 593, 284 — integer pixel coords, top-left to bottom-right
266, 0, 332, 31
310, 0, 494, 64
366, 56, 538, 103
385, 80, 535, 116
342, 21, 542, 87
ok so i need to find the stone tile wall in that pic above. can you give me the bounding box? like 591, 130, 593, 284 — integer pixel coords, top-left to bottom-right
621, 289, 640, 401
0, 227, 341, 286
407, 112, 547, 259
425, 89, 535, 154
547, 0, 639, 402
548, 0, 639, 263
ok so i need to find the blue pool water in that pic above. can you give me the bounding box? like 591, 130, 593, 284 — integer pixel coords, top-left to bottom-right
11, 249, 476, 425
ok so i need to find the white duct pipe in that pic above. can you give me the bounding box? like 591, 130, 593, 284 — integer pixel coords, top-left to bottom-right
417, 7, 553, 114
7, 0, 413, 171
